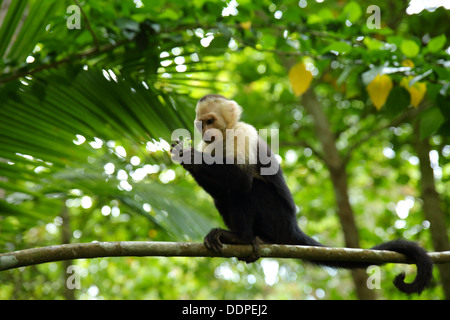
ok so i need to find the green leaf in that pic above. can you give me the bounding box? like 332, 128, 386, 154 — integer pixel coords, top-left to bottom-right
307, 9, 334, 24
203, 35, 231, 56
419, 107, 445, 139
341, 2, 362, 23
6, 0, 62, 63
322, 41, 352, 55
158, 8, 182, 21
400, 39, 420, 58
0, 0, 28, 58
307, 14, 322, 25
396, 174, 410, 185
427, 34, 447, 53
259, 34, 276, 49
363, 37, 384, 51
384, 86, 410, 117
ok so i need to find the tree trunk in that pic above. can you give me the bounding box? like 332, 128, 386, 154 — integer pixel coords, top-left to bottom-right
302, 89, 376, 300
414, 133, 450, 299
60, 202, 75, 300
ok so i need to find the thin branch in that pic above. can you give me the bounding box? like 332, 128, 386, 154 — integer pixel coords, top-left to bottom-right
0, 241, 449, 271
74, 0, 99, 50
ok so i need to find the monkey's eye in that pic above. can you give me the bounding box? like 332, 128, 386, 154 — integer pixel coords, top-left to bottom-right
206, 119, 215, 125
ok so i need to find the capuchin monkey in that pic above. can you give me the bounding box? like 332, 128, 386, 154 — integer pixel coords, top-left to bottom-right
170, 94, 433, 295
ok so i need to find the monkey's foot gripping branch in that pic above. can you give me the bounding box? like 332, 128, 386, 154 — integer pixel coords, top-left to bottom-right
1, 241, 449, 271
204, 228, 263, 263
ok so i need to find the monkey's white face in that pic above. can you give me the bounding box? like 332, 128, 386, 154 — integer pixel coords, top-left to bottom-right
195, 116, 225, 143
195, 96, 242, 144
193, 95, 269, 171
195, 108, 227, 143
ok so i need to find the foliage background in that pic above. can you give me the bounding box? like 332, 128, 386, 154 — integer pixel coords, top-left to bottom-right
0, 0, 449, 299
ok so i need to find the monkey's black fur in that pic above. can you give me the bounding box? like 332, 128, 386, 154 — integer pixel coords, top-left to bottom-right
171, 138, 433, 295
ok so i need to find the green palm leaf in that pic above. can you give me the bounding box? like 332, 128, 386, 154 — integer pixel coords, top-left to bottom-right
0, 1, 218, 245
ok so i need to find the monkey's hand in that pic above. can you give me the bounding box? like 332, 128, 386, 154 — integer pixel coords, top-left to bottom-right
204, 228, 226, 253
170, 139, 195, 168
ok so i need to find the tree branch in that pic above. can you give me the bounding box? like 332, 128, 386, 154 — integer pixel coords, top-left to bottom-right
0, 241, 449, 271
74, 0, 99, 50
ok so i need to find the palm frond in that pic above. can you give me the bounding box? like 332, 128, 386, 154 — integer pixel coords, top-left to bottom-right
0, 0, 222, 244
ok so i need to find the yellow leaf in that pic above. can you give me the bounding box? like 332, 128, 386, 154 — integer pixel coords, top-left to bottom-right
401, 59, 415, 68
240, 21, 252, 30
400, 76, 427, 108
289, 62, 313, 97
409, 83, 427, 107
367, 74, 393, 110
399, 76, 409, 87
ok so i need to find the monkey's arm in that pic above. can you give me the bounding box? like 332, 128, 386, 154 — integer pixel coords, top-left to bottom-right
170, 141, 253, 195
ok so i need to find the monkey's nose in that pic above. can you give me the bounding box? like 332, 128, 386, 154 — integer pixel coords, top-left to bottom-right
202, 135, 215, 143
202, 129, 222, 144
202, 132, 217, 143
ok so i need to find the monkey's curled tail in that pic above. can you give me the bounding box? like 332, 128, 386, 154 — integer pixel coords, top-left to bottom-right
293, 228, 433, 295
370, 239, 433, 294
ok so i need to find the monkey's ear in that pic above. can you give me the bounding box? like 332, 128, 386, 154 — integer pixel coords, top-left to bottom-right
226, 100, 242, 128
